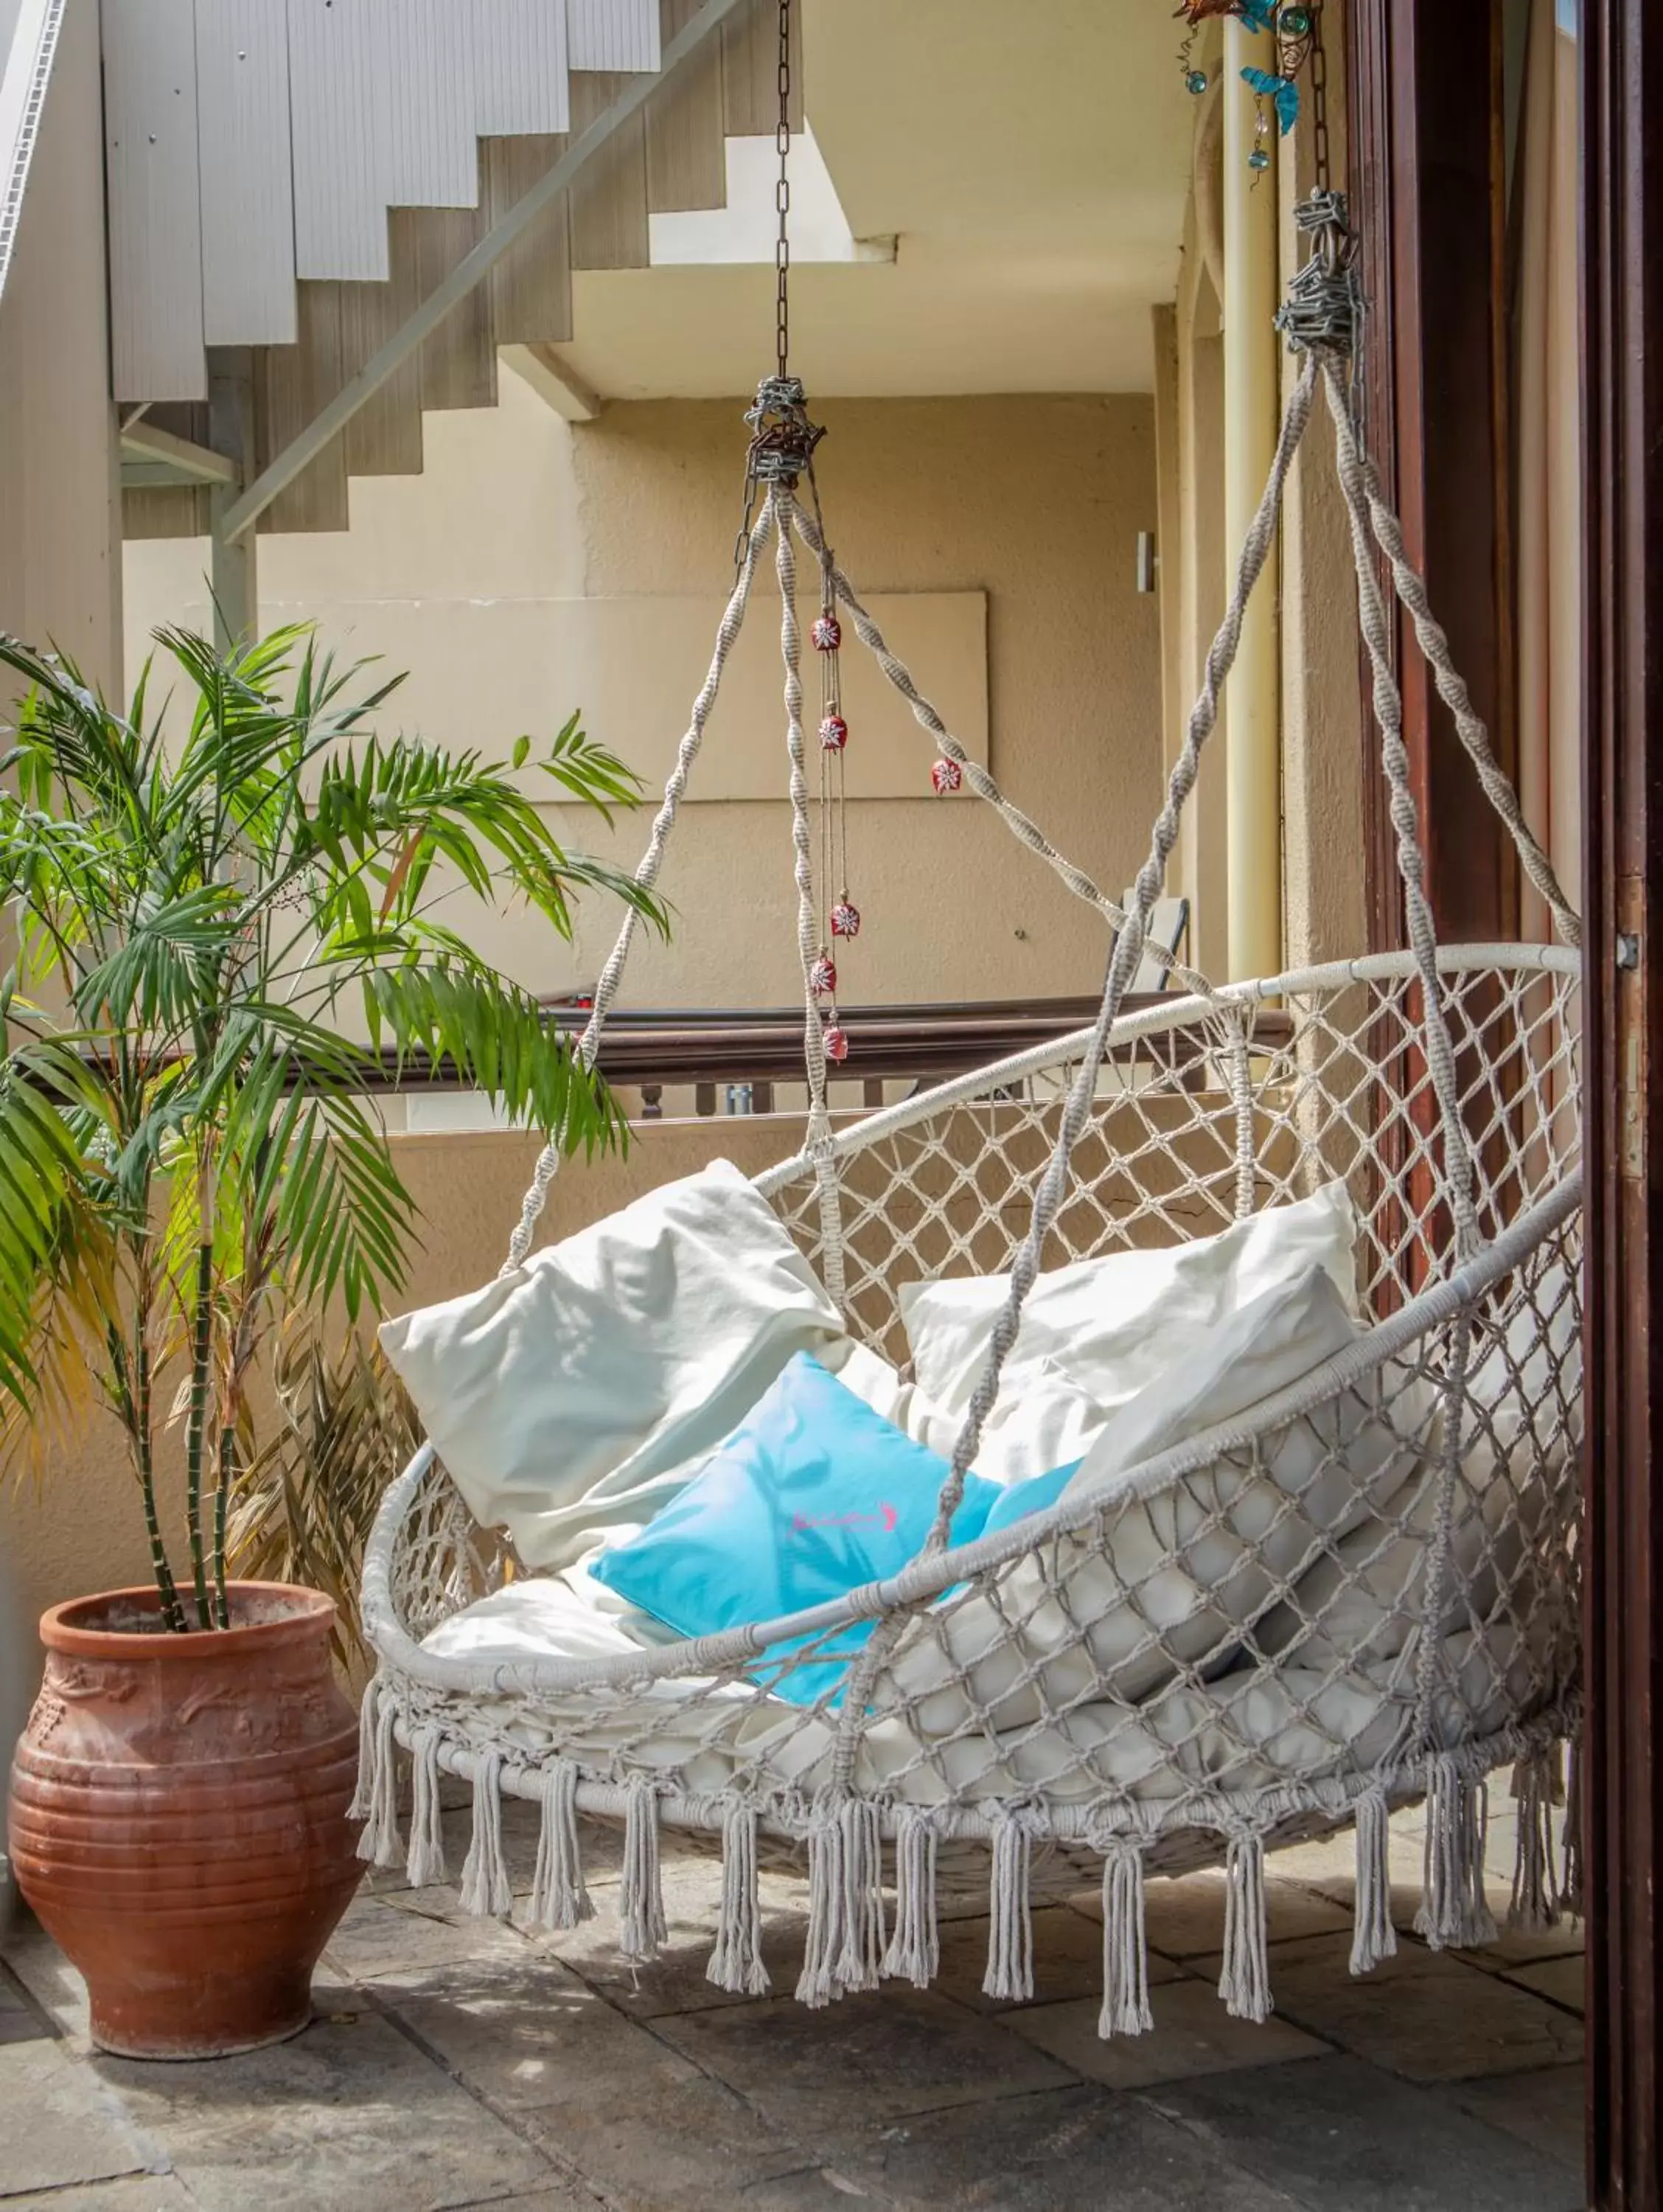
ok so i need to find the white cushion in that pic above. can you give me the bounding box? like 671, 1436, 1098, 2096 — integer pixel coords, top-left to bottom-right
380, 1160, 843, 1571
899, 1180, 1359, 1418
827, 1343, 1112, 1488
882, 1265, 1433, 1733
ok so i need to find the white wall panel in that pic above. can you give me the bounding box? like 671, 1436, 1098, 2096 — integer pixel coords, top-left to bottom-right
102, 0, 206, 399
287, 0, 388, 281
473, 0, 569, 135
195, 0, 296, 344
567, 0, 659, 73
372, 0, 478, 208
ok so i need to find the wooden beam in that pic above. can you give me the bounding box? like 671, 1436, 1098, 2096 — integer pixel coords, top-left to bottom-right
216, 0, 745, 543
118, 417, 237, 486
1346, 0, 1514, 952
1583, 1, 1663, 2201
502, 341, 603, 422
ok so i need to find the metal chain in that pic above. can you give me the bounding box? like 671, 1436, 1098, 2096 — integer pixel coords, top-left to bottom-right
1308, 3, 1332, 197
774, 0, 792, 386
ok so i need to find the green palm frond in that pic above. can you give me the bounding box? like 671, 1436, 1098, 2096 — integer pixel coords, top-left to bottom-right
1, 622, 661, 1624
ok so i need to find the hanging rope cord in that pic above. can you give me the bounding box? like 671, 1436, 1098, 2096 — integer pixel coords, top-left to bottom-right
502, 496, 778, 1271
918, 339, 1582, 1554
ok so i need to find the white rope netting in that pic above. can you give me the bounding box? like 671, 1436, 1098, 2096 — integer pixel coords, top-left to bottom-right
358, 216, 1585, 2026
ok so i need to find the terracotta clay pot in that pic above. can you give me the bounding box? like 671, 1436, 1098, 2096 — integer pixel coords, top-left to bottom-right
7, 1582, 361, 2059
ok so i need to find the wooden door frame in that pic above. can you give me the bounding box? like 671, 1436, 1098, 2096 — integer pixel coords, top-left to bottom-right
1348, 0, 1662, 2199
1345, 0, 1516, 958
1580, 0, 1662, 2201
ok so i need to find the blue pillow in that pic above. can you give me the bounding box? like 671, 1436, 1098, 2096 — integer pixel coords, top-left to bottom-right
590, 1352, 1001, 1707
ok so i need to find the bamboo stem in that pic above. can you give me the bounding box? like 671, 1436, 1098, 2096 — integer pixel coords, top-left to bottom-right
183, 1230, 216, 1631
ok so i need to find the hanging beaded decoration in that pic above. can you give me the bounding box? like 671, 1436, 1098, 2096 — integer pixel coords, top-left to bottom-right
813, 548, 858, 1055
1170, 1, 1324, 180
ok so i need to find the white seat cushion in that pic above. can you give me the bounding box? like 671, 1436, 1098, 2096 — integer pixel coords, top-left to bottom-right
380, 1160, 844, 1571
899, 1180, 1359, 1418
882, 1266, 1434, 1733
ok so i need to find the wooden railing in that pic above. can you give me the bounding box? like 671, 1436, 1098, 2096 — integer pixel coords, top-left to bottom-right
352, 992, 1294, 1120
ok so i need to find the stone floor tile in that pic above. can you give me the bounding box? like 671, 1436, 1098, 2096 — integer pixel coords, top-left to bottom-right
440, 2191, 594, 2212
0, 1963, 49, 2044
1006, 1979, 1328, 2093
1144, 2052, 1583, 2212
91, 1992, 554, 2212
1249, 1931, 1583, 2081
321, 1889, 532, 1982
1, 2182, 198, 2212
536, 1861, 811, 2019
1454, 1917, 1586, 1973
377, 1951, 702, 2110
520, 2075, 827, 2212
835, 2084, 1305, 2211
654, 1987, 1073, 2129
1, 1916, 91, 2039
0, 2036, 164, 2197
929, 1907, 1184, 2014
1499, 1955, 1585, 2014
1435, 2063, 1586, 2171
1071, 1871, 1351, 1957
723, 2166, 898, 2210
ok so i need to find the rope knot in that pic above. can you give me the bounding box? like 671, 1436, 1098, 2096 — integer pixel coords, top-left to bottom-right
747, 375, 824, 483
1276, 189, 1364, 358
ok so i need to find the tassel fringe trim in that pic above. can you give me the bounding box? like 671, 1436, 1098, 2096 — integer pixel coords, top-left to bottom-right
1415, 1755, 1498, 1951
883, 1810, 940, 1989
529, 1759, 593, 1934
1099, 1840, 1153, 2037
620, 1776, 667, 1962
459, 1750, 514, 1919
1350, 1789, 1397, 1975
983, 1813, 1035, 2004
708, 1801, 770, 1997
353, 1677, 403, 1869
405, 1727, 448, 1888
795, 1797, 888, 2008
1508, 1749, 1563, 1935
1219, 1829, 1272, 2023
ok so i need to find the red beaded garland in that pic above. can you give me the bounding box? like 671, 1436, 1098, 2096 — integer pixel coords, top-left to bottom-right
818, 713, 848, 753
811, 614, 842, 653
808, 953, 837, 995
830, 900, 861, 939
823, 1025, 850, 1064
930, 757, 963, 795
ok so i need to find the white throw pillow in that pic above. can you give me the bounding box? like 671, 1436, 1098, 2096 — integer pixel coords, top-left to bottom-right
380, 1160, 844, 1571
882, 1265, 1434, 1735
826, 1343, 1111, 1489
899, 1180, 1359, 1418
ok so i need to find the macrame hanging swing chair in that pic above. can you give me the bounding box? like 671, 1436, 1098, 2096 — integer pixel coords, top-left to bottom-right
355, 41, 1584, 2035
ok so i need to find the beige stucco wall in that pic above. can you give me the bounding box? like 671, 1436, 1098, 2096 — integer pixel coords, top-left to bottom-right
0, 0, 121, 692
124, 383, 1165, 1009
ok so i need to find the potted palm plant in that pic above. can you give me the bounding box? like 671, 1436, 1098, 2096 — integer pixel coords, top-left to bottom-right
1, 625, 660, 2056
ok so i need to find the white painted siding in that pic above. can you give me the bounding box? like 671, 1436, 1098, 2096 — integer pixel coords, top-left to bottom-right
287, 0, 388, 281
195, 0, 296, 344
473, 0, 569, 136
567, 0, 659, 73
372, 0, 478, 208
102, 0, 206, 399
